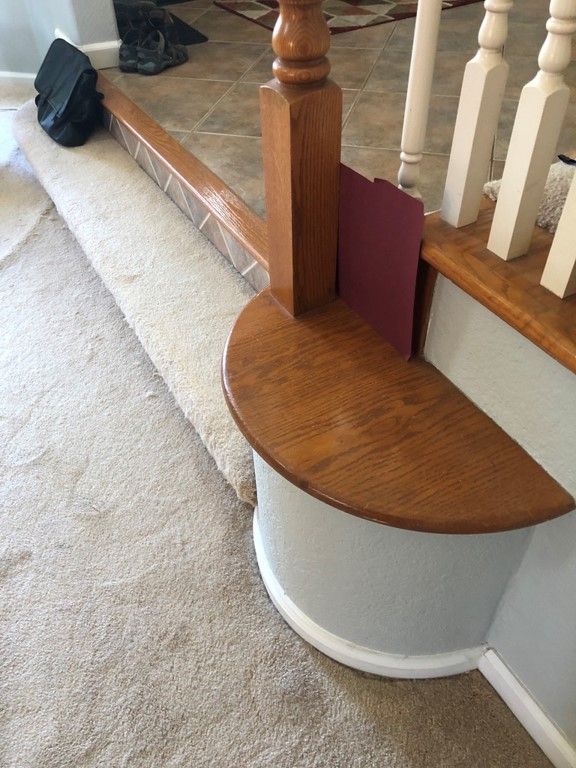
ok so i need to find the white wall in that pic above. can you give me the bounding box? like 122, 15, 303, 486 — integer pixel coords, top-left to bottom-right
425, 275, 576, 745
0, 0, 118, 75
0, 0, 43, 73
69, 0, 118, 45
255, 452, 530, 657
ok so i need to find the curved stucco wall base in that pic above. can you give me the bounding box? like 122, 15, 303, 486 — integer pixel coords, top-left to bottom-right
253, 453, 530, 672
424, 275, 576, 743
253, 506, 486, 678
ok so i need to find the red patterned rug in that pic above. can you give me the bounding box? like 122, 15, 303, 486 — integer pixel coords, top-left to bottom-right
214, 0, 483, 35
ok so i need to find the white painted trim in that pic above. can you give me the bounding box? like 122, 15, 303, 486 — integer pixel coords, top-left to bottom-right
0, 72, 35, 79
479, 649, 576, 768
253, 507, 485, 679
54, 28, 121, 70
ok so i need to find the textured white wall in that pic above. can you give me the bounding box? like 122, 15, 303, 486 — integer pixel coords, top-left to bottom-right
0, 0, 44, 73
35, 0, 118, 51
425, 275, 576, 744
254, 453, 530, 656
68, 0, 118, 45
0, 0, 118, 74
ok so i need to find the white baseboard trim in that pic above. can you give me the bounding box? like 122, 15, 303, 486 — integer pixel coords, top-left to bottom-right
253, 508, 485, 679
54, 28, 121, 70
0, 72, 35, 79
479, 650, 576, 768
253, 508, 576, 762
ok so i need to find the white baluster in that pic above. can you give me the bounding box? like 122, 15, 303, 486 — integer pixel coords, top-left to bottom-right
488, 0, 576, 260
398, 0, 443, 199
442, 0, 513, 227
540, 175, 576, 297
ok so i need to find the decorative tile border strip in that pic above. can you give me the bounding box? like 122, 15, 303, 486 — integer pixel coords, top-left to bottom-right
103, 106, 270, 293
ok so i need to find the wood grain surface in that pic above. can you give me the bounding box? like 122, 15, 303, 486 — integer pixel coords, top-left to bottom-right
261, 80, 342, 315
423, 198, 576, 374
223, 290, 574, 534
98, 73, 269, 269
260, 0, 342, 315
271, 0, 331, 86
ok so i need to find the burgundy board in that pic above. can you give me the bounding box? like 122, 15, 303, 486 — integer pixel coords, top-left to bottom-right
337, 164, 425, 359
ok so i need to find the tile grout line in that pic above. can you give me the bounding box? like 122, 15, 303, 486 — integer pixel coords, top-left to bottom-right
114, 3, 516, 202
190, 79, 241, 132
187, 38, 268, 133
144, 146, 162, 187
340, 141, 452, 157
190, 129, 262, 140
193, 128, 260, 139
339, 22, 404, 131
190, 37, 276, 135
182, 181, 203, 223
240, 46, 273, 84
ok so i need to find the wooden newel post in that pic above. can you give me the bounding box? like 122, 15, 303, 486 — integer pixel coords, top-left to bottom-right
260, 0, 342, 316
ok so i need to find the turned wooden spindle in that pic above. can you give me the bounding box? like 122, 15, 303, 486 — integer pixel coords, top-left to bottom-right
260, 0, 342, 316
271, 0, 331, 85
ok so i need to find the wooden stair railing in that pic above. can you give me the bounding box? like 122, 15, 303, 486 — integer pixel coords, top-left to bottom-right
422, 198, 576, 375
98, 74, 269, 273
222, 0, 575, 533
439, 0, 576, 299
95, 0, 575, 528
260, 0, 342, 316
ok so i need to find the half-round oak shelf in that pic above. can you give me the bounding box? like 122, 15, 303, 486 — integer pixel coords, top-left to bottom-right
223, 290, 574, 534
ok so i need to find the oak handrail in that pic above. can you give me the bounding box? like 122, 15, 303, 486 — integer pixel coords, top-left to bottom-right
98, 74, 269, 271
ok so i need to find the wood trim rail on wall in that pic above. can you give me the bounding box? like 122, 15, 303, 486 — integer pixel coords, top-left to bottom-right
423, 199, 576, 376
98, 73, 269, 272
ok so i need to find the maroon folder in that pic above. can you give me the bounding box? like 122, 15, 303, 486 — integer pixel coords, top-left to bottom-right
338, 164, 425, 359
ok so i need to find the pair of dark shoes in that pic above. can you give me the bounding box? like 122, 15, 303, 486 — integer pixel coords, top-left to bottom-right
116, 1, 189, 75
120, 28, 188, 75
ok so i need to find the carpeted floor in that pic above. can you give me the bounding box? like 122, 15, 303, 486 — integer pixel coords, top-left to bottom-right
14, 100, 256, 506
0, 78, 35, 110
0, 111, 51, 264
0, 196, 552, 768
0, 79, 560, 768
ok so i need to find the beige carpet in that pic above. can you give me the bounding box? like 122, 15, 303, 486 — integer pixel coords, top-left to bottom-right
0, 203, 552, 767
0, 76, 35, 110
13, 100, 256, 506
0, 109, 51, 263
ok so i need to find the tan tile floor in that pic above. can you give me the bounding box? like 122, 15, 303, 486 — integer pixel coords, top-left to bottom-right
108, 0, 576, 216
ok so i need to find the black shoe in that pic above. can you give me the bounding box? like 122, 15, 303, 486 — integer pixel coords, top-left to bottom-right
137, 30, 188, 75
119, 29, 143, 72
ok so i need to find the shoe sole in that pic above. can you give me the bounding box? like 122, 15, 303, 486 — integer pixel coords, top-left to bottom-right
137, 59, 168, 75
119, 60, 139, 72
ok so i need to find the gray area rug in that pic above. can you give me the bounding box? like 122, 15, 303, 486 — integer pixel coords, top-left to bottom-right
0, 203, 552, 768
